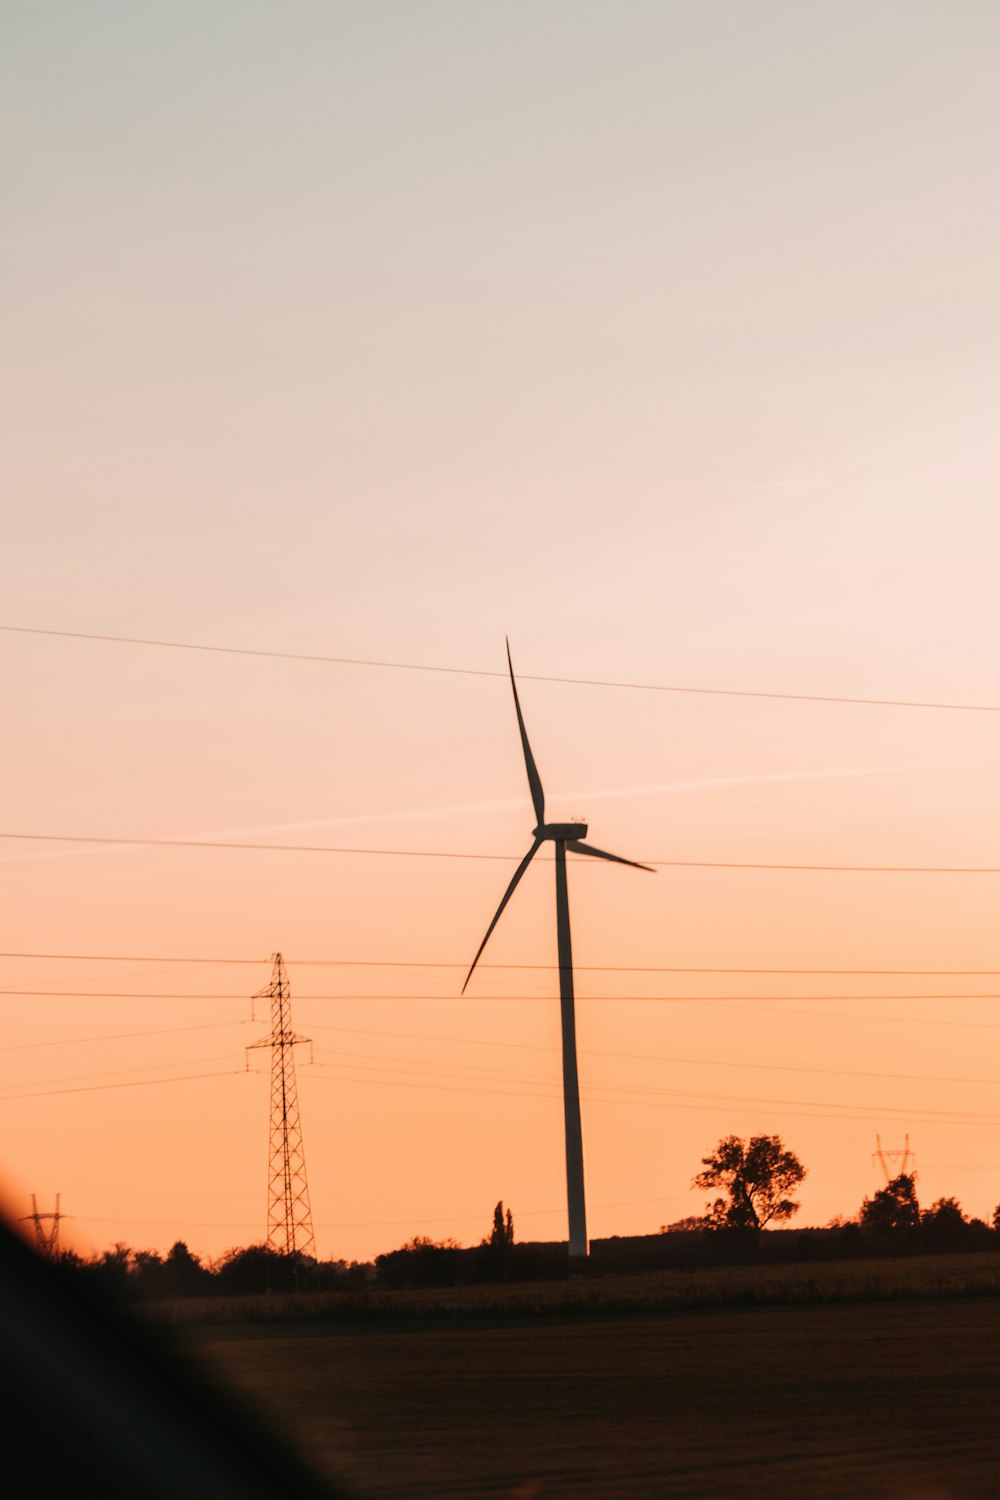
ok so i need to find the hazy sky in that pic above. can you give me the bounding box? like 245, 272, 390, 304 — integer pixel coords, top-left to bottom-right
3, 3, 999, 1262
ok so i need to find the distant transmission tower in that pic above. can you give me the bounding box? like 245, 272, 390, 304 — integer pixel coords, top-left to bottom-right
248, 954, 316, 1258
22, 1193, 63, 1256
873, 1134, 916, 1183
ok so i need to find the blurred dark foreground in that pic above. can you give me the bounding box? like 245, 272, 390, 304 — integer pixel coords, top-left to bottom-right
1, 1217, 353, 1498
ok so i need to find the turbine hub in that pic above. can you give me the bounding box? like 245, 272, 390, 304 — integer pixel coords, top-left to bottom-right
535, 822, 588, 841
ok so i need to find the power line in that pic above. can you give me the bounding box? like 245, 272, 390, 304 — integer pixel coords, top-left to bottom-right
3, 951, 1000, 975
307, 1037, 1000, 1091
14, 1026, 995, 1116
2, 989, 1000, 1002
305, 1024, 1000, 1088
0, 1068, 244, 1102
0, 991, 255, 1001
64, 1156, 1000, 1235
2, 1052, 242, 1092
6, 1056, 997, 1124
0, 1019, 250, 1050
3, 992, 998, 1035
5, 829, 1000, 873
4, 622, 999, 713
303, 1052, 1000, 1121
659, 998, 1000, 1031
0, 951, 267, 966
0, 833, 519, 859
308, 1056, 1000, 1128
66, 1160, 999, 1235
5, 984, 995, 1032
0, 990, 277, 999
316, 1194, 686, 1227
5, 1043, 997, 1121
305, 1065, 1000, 1127
74, 1191, 696, 1232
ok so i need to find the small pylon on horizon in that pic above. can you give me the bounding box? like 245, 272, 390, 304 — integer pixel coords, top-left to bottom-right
22, 1193, 63, 1257
248, 954, 316, 1259
873, 1133, 917, 1184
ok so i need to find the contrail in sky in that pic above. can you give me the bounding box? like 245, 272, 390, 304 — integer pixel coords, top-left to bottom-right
250, 754, 1000, 836
4, 755, 997, 864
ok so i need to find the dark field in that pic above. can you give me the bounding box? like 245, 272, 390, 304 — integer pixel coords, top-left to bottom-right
183, 1294, 1000, 1499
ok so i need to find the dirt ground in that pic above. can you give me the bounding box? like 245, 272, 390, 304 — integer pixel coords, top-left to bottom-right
184, 1297, 1000, 1499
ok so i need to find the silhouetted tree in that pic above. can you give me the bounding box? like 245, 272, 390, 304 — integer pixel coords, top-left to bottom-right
859, 1173, 920, 1234
130, 1249, 164, 1295
694, 1135, 806, 1234
214, 1244, 308, 1294
163, 1240, 210, 1295
659, 1215, 708, 1233
489, 1201, 515, 1248
90, 1241, 133, 1292
993, 1204, 1000, 1233
921, 1197, 965, 1229
920, 1197, 968, 1250
376, 1236, 463, 1288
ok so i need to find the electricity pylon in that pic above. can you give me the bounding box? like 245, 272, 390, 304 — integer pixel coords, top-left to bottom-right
248, 954, 316, 1258
873, 1133, 916, 1184
22, 1193, 63, 1256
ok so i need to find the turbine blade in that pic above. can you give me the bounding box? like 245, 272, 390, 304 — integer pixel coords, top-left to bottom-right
566, 839, 655, 873
462, 839, 542, 993
506, 638, 545, 826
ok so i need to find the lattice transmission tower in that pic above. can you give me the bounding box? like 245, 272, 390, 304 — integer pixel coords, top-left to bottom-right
873, 1133, 917, 1183
22, 1193, 63, 1256
247, 954, 316, 1258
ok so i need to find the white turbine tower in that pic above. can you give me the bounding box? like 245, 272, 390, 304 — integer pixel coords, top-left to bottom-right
463, 641, 653, 1256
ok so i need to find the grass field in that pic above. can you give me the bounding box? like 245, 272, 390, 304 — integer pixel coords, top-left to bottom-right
155, 1250, 1000, 1326
174, 1267, 1000, 1498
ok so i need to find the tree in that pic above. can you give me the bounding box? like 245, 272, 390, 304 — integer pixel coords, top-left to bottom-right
163, 1240, 209, 1296
130, 1249, 165, 1295
693, 1135, 806, 1233
921, 1197, 965, 1231
920, 1196, 968, 1249
91, 1241, 133, 1290
659, 1215, 708, 1234
214, 1243, 304, 1294
489, 1201, 514, 1248
992, 1203, 1000, 1234
398, 1235, 461, 1251
859, 1173, 919, 1234
376, 1236, 463, 1288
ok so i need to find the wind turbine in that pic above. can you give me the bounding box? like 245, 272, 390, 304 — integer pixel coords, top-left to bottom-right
462, 641, 653, 1256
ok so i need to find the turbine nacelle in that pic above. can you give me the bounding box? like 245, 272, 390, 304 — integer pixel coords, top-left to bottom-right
535, 822, 588, 841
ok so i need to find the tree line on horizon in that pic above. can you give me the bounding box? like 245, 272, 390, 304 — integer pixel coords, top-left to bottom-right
662, 1133, 998, 1245
43, 1139, 1000, 1296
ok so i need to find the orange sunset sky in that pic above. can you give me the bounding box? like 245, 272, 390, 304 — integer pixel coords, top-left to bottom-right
3, 4, 999, 1264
